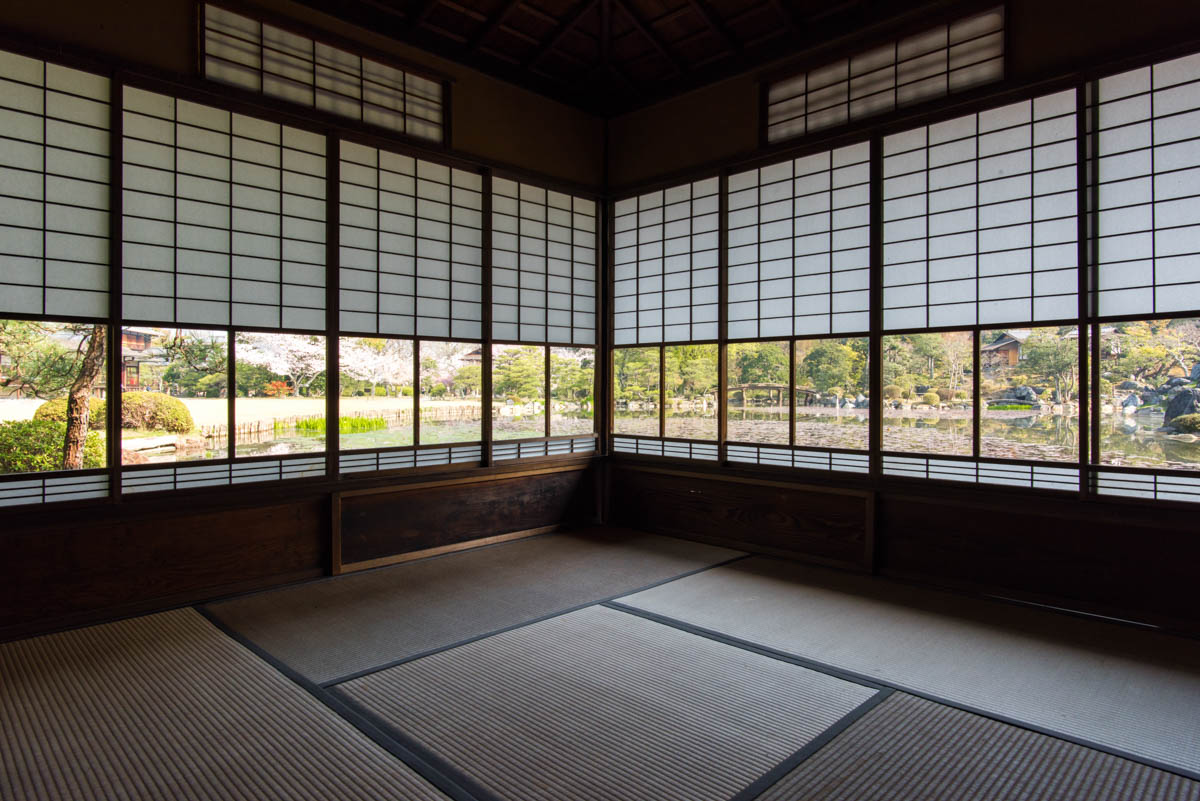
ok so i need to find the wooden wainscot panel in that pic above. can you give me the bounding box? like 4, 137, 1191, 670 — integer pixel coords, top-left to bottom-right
0, 496, 326, 639
879, 491, 1200, 632
335, 464, 592, 572
610, 465, 874, 571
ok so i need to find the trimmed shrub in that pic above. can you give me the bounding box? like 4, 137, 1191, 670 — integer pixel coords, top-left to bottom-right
921, 392, 940, 406
1172, 414, 1200, 433
120, 392, 194, 433
33, 397, 106, 430
0, 419, 105, 473
935, 388, 954, 403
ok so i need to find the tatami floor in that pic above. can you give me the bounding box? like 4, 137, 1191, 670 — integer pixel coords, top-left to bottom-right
4, 526, 1200, 801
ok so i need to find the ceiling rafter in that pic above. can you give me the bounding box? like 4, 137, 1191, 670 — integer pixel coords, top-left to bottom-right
611, 0, 685, 76
525, 0, 601, 69
684, 0, 738, 52
406, 0, 443, 31
467, 0, 524, 51
290, 0, 927, 116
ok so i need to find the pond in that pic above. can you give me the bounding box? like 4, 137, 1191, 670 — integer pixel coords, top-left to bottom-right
614, 406, 1200, 470
160, 409, 595, 461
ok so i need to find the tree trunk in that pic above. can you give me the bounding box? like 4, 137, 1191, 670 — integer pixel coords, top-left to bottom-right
62, 325, 107, 470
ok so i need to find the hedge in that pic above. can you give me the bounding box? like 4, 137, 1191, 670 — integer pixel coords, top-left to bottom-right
0, 419, 105, 473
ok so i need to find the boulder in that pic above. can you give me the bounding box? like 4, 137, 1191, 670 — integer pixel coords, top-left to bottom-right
1140, 391, 1162, 405
1117, 380, 1140, 390
1164, 388, 1200, 424
1167, 377, 1190, 388
1012, 385, 1038, 402
1122, 393, 1141, 409
855, 393, 867, 404
1192, 363, 1200, 382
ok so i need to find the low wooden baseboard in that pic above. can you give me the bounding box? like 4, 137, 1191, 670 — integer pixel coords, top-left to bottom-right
336, 524, 560, 574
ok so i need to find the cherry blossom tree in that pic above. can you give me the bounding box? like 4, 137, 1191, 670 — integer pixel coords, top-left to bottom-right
235, 333, 326, 397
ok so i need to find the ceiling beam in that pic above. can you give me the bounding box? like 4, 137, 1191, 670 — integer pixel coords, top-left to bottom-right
611, 0, 685, 77
466, 0, 524, 51
406, 0, 443, 31
685, 0, 738, 52
525, 0, 600, 69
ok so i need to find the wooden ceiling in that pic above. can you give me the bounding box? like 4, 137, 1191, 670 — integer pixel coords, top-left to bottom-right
295, 0, 933, 115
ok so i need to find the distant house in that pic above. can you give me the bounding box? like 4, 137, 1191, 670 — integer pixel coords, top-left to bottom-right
981, 329, 1032, 368
121, 327, 167, 391
462, 348, 484, 365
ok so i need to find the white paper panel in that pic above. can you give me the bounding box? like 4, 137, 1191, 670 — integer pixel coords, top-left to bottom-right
613, 177, 718, 345
340, 141, 482, 338
122, 87, 326, 329
492, 177, 596, 344
767, 7, 1003, 144
883, 90, 1077, 329
0, 50, 109, 317
203, 4, 443, 142
1096, 53, 1200, 316
726, 143, 870, 338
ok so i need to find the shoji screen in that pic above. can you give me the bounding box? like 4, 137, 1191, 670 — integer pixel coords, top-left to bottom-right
612, 178, 719, 345
727, 142, 870, 339
882, 89, 1078, 330
1095, 52, 1200, 315
491, 178, 597, 345
766, 7, 1004, 143
121, 87, 327, 330
202, 4, 443, 142
0, 50, 109, 317
339, 141, 483, 339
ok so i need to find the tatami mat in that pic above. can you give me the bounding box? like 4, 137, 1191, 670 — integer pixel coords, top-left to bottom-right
339, 604, 878, 801
619, 557, 1200, 776
759, 692, 1200, 801
0, 608, 448, 801
205, 528, 743, 685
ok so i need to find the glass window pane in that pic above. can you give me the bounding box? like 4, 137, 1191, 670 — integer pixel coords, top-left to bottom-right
234, 332, 326, 456
795, 337, 870, 451
492, 344, 546, 441
726, 341, 790, 445
0, 319, 107, 474
550, 347, 594, 436
1096, 318, 1200, 471
338, 336, 414, 450
664, 344, 718, 440
980, 326, 1078, 462
419, 340, 482, 444
122, 327, 228, 464
614, 346, 659, 436
882, 331, 973, 455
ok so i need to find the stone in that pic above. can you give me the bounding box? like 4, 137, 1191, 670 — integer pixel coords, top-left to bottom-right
1192, 363, 1200, 382
1164, 388, 1200, 424
1013, 385, 1038, 402
1167, 376, 1190, 387
1117, 380, 1140, 390
1141, 391, 1162, 405
1122, 393, 1141, 408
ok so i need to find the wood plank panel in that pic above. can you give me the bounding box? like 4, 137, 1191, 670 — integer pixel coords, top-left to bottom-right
0, 497, 326, 640
338, 466, 594, 567
609, 465, 872, 570
879, 491, 1200, 632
